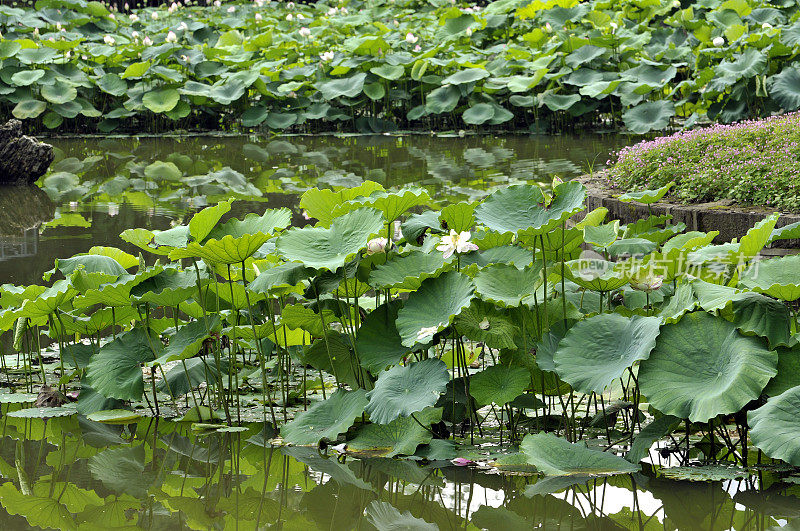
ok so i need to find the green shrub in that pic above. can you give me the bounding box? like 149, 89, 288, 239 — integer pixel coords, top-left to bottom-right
605, 112, 800, 211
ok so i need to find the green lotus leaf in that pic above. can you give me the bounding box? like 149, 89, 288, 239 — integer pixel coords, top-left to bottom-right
188, 200, 233, 242
143, 88, 180, 113
10, 69, 45, 86
540, 93, 580, 111
149, 315, 221, 367
130, 267, 203, 307
770, 220, 800, 243
370, 250, 449, 291
86, 328, 162, 401
316, 72, 367, 100
365, 501, 436, 531
770, 67, 800, 111
638, 312, 777, 422
763, 344, 800, 397
718, 49, 767, 81
73, 266, 164, 308
469, 364, 529, 406
565, 45, 606, 68
157, 356, 226, 399
347, 406, 442, 457
520, 432, 640, 476
332, 188, 430, 222
395, 270, 475, 347
363, 82, 386, 101
277, 208, 384, 270
748, 385, 800, 466
618, 182, 674, 204
731, 292, 791, 347
439, 202, 476, 233
475, 181, 586, 236
462, 103, 495, 125
474, 263, 541, 307
442, 68, 489, 85
737, 213, 779, 262
281, 389, 368, 445
299, 182, 385, 227
607, 238, 658, 258
53, 254, 128, 279
248, 262, 312, 296
740, 254, 800, 301
355, 300, 410, 373
365, 358, 449, 424
97, 73, 127, 96
19, 280, 76, 319
12, 99, 47, 119
425, 85, 461, 114
171, 209, 292, 264
455, 300, 519, 349
209, 80, 246, 105
86, 409, 142, 424
626, 415, 682, 464
7, 405, 77, 418
0, 482, 76, 531
583, 221, 619, 248
622, 101, 675, 134
658, 282, 697, 323
562, 258, 629, 292
41, 79, 77, 104
554, 314, 661, 394
370, 64, 404, 80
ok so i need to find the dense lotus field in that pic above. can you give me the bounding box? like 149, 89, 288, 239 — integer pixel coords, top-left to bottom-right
2, 0, 800, 133
4, 179, 800, 477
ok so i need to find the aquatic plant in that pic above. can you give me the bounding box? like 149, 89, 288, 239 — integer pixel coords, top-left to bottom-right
606, 112, 800, 210
2, 0, 800, 133
2, 178, 800, 477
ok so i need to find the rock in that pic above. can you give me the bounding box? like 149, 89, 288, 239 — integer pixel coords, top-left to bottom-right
0, 119, 54, 185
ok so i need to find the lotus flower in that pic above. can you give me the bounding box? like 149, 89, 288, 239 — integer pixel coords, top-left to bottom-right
630, 273, 663, 292
366, 237, 389, 254
165, 31, 177, 43
320, 51, 334, 62
712, 36, 724, 47
103, 34, 115, 45
405, 32, 418, 44
255, 13, 262, 20
299, 27, 311, 38
437, 230, 478, 259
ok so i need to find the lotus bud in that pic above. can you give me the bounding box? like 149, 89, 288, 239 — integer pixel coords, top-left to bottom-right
109, 13, 115, 19
366, 237, 389, 255
151, 11, 158, 19
762, 22, 772, 29
125, 2, 129, 9
712, 36, 724, 47
630, 274, 664, 292
165, 30, 177, 42
393, 19, 399, 26
466, 28, 472, 36
130, 13, 139, 21
56, 22, 62, 30
33, 28, 40, 38
286, 13, 293, 20
544, 22, 552, 33
414, 44, 421, 52
143, 36, 153, 45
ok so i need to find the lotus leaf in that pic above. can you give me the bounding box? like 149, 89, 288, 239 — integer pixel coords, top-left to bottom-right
520, 432, 639, 476
365, 359, 449, 424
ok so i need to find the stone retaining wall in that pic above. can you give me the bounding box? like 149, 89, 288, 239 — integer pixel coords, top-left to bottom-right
576, 174, 800, 248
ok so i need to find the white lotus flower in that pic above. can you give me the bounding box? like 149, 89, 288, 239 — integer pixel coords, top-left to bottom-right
227, 6, 235, 12
414, 44, 421, 52
143, 36, 153, 45
103, 34, 115, 45
762, 22, 772, 29
286, 13, 293, 20
179, 21, 188, 30
366, 237, 389, 254
130, 14, 139, 22
340, 7, 347, 13
416, 325, 441, 342
327, 7, 337, 15
320, 50, 334, 62
165, 30, 177, 42
630, 274, 664, 293
255, 13, 262, 20
405, 32, 418, 44
544, 22, 552, 33
712, 36, 725, 47
299, 27, 310, 37
297, 13, 304, 20
151, 11, 158, 19
437, 230, 478, 259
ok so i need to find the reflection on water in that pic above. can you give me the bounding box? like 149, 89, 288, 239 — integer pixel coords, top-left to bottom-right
0, 411, 794, 530
0, 134, 627, 285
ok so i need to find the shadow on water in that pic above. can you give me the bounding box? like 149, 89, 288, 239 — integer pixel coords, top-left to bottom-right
0, 411, 795, 530
0, 134, 628, 285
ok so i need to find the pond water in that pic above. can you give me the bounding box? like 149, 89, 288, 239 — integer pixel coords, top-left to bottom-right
0, 411, 796, 530
0, 134, 626, 285
3, 133, 800, 529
